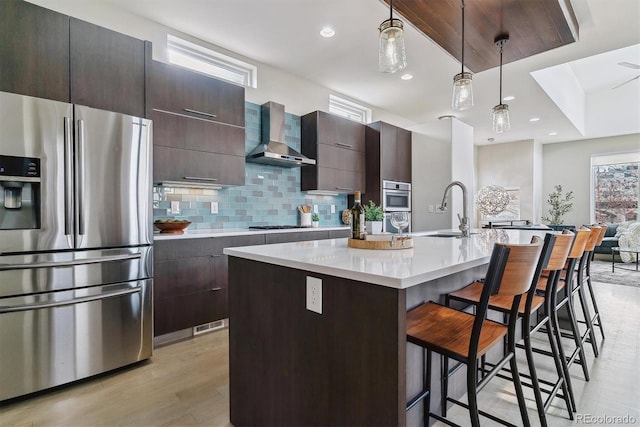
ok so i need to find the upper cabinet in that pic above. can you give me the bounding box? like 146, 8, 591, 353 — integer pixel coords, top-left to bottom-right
374, 121, 412, 183
148, 60, 244, 127
0, 1, 69, 101
148, 60, 246, 187
70, 18, 146, 118
300, 111, 366, 194
0, 1, 147, 117
362, 121, 412, 205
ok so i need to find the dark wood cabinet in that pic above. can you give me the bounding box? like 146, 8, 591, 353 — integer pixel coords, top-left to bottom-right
153, 230, 349, 337
70, 18, 146, 117
0, 1, 147, 117
148, 60, 246, 187
300, 111, 366, 193
0, 0, 69, 101
151, 110, 245, 156
362, 121, 412, 205
149, 60, 244, 127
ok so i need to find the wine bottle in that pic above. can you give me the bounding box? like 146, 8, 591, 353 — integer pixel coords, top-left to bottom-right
351, 191, 365, 240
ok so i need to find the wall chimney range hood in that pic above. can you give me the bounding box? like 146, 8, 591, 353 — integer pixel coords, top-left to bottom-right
246, 101, 316, 168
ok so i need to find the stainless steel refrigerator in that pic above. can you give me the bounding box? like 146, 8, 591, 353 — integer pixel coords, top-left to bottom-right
0, 91, 153, 401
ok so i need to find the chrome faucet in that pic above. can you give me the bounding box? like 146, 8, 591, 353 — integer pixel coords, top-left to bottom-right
438, 181, 470, 237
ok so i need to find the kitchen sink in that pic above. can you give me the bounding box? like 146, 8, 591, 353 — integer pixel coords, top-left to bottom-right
416, 231, 479, 238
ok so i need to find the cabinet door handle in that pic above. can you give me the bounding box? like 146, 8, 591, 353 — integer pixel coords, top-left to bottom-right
184, 176, 217, 181
336, 142, 352, 148
210, 287, 222, 292
335, 187, 353, 191
183, 108, 217, 118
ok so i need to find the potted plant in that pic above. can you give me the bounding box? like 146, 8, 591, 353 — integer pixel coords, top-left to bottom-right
542, 184, 575, 229
364, 200, 384, 235
311, 213, 320, 228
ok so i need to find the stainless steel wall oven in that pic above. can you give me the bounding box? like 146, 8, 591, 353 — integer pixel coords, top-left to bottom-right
382, 180, 411, 212
382, 180, 411, 233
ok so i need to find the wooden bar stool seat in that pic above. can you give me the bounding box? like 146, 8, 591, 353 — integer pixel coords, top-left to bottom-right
449, 280, 545, 315
406, 238, 544, 427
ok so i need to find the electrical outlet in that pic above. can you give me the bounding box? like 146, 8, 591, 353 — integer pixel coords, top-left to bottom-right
428, 204, 434, 213
306, 277, 322, 314
313, 204, 319, 214
170, 201, 180, 214
210, 201, 218, 214
330, 204, 336, 214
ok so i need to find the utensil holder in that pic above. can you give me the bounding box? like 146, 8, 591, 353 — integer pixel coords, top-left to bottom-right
300, 212, 312, 227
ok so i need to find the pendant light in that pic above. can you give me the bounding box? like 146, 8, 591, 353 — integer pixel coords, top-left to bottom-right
378, 0, 407, 73
452, 0, 473, 110
492, 35, 510, 133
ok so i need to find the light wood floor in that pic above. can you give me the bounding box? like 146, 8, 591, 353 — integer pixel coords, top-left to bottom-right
1, 280, 639, 427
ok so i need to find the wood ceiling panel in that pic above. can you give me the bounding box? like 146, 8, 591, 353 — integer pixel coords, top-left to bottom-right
386, 0, 578, 72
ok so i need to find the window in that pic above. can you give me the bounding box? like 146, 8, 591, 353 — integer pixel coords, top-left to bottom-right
167, 34, 257, 88
329, 94, 371, 124
591, 151, 639, 223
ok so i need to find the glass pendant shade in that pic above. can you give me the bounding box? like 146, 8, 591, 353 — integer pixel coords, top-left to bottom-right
378, 19, 407, 73
492, 103, 510, 133
476, 185, 510, 215
452, 72, 474, 110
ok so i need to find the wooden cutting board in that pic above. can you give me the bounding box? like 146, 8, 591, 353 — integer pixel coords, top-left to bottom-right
348, 237, 413, 250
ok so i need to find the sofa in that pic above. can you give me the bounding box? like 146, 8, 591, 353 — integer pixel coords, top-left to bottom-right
594, 222, 640, 261
594, 223, 621, 255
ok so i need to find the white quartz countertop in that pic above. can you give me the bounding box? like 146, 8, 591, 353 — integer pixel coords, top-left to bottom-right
223, 229, 550, 289
153, 226, 350, 240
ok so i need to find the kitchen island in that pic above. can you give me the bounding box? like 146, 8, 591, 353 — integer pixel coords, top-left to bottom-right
224, 229, 545, 426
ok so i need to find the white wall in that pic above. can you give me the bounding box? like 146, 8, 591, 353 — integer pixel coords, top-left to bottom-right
451, 119, 475, 228
412, 118, 474, 232
542, 133, 640, 226
412, 133, 451, 231
28, 0, 412, 127
476, 140, 537, 224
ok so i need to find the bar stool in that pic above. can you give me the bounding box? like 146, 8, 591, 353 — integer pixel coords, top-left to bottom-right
447, 232, 576, 426
539, 227, 591, 383
406, 238, 543, 427
582, 224, 607, 344
571, 225, 604, 357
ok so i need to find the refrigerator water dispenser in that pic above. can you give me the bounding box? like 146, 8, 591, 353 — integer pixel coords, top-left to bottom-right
0, 155, 41, 230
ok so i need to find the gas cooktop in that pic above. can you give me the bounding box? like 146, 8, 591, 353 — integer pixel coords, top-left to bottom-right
249, 225, 303, 230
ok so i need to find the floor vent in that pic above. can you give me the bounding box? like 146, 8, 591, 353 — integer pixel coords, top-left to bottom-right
193, 319, 227, 336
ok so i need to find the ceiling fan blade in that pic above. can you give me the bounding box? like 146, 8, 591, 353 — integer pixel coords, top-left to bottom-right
611, 74, 640, 90
618, 61, 640, 69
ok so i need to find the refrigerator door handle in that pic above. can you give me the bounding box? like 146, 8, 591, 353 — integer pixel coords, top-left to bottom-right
0, 287, 141, 314
0, 252, 142, 271
76, 119, 86, 243
64, 117, 74, 246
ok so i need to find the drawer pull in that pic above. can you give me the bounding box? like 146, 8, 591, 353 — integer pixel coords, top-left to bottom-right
184, 176, 217, 182
335, 187, 353, 191
210, 287, 222, 292
336, 142, 352, 148
183, 108, 217, 118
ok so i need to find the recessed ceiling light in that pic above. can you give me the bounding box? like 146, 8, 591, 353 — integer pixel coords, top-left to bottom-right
529, 117, 540, 122
548, 131, 558, 136
503, 95, 515, 101
320, 27, 335, 38
401, 73, 413, 80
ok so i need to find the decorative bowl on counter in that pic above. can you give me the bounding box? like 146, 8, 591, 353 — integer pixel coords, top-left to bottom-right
154, 219, 192, 234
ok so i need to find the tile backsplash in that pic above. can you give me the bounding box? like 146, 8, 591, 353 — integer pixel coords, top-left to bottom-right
153, 102, 348, 229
